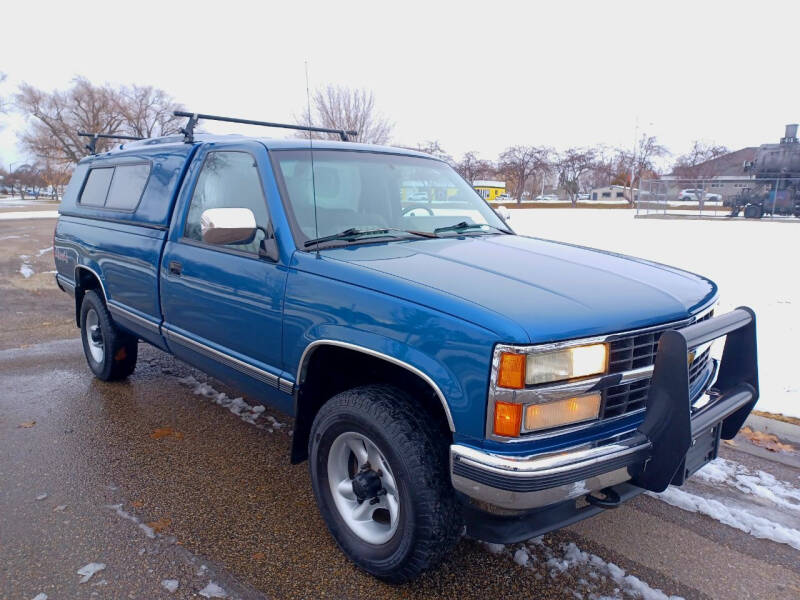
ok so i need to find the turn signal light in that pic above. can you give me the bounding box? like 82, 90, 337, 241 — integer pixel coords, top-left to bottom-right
497, 352, 526, 389
493, 401, 522, 437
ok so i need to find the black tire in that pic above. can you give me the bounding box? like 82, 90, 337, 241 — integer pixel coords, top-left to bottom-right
79, 289, 138, 381
308, 385, 461, 583
744, 204, 762, 219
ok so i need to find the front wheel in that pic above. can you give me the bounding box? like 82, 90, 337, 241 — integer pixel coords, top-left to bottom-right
308, 385, 461, 583
80, 290, 138, 381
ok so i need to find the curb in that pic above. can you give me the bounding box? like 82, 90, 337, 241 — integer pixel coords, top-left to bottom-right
744, 414, 800, 445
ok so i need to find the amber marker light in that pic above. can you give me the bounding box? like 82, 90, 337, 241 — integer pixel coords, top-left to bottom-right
493, 401, 523, 437
497, 352, 526, 389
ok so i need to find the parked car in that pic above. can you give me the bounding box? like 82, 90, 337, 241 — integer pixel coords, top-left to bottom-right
679, 189, 722, 202
533, 194, 560, 202
54, 114, 759, 583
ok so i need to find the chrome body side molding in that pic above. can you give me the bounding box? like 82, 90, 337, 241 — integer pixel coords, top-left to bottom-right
163, 327, 294, 393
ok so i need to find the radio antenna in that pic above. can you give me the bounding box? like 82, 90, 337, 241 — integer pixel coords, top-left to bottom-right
305, 60, 320, 258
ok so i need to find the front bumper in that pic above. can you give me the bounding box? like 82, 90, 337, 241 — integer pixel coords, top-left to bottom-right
452, 307, 759, 514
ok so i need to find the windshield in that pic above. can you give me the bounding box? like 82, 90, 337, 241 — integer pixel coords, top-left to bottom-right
272, 150, 509, 246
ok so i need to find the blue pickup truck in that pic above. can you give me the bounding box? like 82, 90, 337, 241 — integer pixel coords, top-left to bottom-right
54, 113, 759, 583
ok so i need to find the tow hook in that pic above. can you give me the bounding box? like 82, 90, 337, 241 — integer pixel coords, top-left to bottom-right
351, 465, 387, 505
585, 486, 622, 509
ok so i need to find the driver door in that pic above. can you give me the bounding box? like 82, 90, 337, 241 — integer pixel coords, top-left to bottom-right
160, 142, 288, 400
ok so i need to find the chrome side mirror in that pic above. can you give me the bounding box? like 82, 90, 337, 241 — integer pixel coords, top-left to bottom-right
200, 207, 257, 245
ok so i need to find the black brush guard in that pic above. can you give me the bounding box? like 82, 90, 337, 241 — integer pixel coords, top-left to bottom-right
630, 306, 759, 492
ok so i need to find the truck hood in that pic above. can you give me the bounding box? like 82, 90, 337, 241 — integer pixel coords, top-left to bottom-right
315, 234, 717, 343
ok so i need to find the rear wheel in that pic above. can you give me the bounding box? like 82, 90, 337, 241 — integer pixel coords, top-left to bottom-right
308, 385, 461, 583
80, 290, 138, 381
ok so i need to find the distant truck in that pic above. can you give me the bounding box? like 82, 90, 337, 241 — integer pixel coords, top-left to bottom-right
55, 112, 758, 583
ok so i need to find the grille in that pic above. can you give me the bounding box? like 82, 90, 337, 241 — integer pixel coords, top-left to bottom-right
602, 311, 714, 419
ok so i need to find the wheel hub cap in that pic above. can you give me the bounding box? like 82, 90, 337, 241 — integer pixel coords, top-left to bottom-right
84, 308, 104, 364
327, 432, 400, 545
351, 466, 385, 504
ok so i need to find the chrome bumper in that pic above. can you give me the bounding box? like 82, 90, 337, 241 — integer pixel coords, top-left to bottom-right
450, 436, 651, 510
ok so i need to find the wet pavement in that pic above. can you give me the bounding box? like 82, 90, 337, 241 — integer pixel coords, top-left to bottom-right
2, 217, 800, 599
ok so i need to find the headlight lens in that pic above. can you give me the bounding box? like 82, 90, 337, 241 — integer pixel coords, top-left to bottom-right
524, 393, 602, 431
525, 343, 608, 385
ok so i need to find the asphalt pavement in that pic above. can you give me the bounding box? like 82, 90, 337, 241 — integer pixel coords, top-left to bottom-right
2, 215, 799, 600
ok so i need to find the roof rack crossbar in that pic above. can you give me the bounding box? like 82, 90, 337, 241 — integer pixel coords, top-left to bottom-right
78, 132, 144, 155
173, 111, 358, 143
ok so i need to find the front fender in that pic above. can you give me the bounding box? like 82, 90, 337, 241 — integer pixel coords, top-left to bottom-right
282, 267, 500, 440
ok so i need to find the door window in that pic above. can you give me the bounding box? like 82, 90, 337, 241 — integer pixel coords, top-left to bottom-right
184, 151, 269, 253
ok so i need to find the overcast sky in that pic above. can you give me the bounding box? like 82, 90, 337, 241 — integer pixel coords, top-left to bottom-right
1, 0, 797, 168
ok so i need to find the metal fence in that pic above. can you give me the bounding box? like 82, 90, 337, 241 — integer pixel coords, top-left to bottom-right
636, 177, 800, 220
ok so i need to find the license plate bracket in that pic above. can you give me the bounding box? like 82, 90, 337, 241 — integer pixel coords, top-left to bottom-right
671, 421, 722, 485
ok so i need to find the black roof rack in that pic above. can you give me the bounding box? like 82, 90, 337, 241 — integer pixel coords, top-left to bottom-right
174, 111, 358, 144
78, 132, 144, 155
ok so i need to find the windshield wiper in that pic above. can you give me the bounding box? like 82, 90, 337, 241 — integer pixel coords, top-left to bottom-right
304, 227, 437, 247
433, 221, 512, 235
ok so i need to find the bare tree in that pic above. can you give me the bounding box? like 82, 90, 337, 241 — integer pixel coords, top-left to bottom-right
497, 145, 551, 202
414, 140, 454, 165
556, 147, 597, 205
671, 141, 729, 179
614, 134, 669, 205
113, 84, 184, 138
297, 85, 393, 145
15, 77, 184, 166
455, 151, 495, 184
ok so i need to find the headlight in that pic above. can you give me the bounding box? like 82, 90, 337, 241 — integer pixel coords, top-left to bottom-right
498, 343, 608, 389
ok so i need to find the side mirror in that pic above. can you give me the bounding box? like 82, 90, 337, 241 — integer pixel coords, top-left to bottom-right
200, 207, 257, 245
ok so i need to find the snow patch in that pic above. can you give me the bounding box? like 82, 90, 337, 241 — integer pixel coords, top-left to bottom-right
161, 579, 179, 593
77, 562, 106, 583
694, 458, 800, 514
0, 210, 59, 220
486, 537, 682, 599
199, 581, 227, 598
105, 503, 156, 538
20, 263, 34, 278
31, 594, 48, 600
37, 246, 53, 256
177, 375, 283, 431
649, 486, 800, 550
35, 493, 48, 501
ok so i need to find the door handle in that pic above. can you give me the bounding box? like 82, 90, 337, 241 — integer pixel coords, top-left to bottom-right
168, 261, 182, 276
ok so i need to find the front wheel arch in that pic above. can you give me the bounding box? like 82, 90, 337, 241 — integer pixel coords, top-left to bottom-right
290, 343, 454, 464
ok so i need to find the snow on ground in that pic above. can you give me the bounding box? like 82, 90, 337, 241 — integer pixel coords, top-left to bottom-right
19, 255, 34, 278
509, 208, 799, 417
76, 562, 106, 583
484, 536, 683, 600
646, 456, 800, 550
651, 486, 800, 550
693, 457, 800, 513
105, 503, 156, 538
198, 581, 228, 598
176, 375, 284, 431
161, 579, 180, 593
0, 210, 59, 220
31, 594, 48, 600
